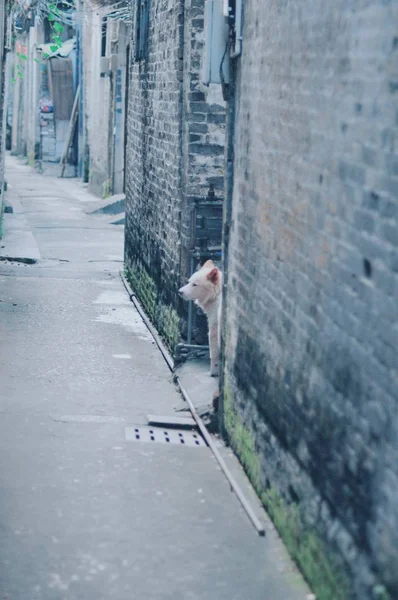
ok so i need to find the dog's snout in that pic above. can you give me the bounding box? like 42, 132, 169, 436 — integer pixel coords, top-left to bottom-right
178, 288, 184, 297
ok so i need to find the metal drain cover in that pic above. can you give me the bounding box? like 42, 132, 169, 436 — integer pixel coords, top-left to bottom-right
125, 426, 206, 447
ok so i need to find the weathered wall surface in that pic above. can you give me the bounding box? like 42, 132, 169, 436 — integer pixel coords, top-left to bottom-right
25, 23, 42, 165
81, 2, 95, 183
125, 0, 225, 350
84, 7, 112, 197
83, 6, 130, 197
8, 18, 41, 163
0, 1, 11, 231
112, 21, 129, 195
11, 37, 27, 157
125, 0, 184, 350
181, 0, 225, 205
223, 1, 398, 599
0, 0, 6, 223
180, 0, 226, 321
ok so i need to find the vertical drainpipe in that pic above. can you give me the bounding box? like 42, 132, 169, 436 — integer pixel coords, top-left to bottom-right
219, 0, 242, 437
218, 56, 236, 438
177, 0, 185, 311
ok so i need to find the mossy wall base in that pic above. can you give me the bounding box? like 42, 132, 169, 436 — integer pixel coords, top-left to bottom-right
222, 371, 390, 600
125, 261, 180, 354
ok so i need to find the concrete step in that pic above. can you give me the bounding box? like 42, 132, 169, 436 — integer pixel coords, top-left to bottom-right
88, 193, 125, 216
0, 191, 41, 262
106, 212, 125, 226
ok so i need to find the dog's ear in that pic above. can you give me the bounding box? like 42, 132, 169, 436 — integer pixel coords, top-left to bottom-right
203, 259, 214, 269
207, 267, 219, 284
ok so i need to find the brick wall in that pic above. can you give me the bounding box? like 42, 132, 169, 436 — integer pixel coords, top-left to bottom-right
125, 0, 225, 350
182, 0, 225, 204
223, 1, 398, 599
125, 0, 184, 334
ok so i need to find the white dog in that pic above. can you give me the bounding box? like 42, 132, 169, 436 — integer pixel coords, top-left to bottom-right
179, 260, 222, 377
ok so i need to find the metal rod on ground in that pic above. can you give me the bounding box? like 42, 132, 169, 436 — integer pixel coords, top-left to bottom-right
179, 344, 209, 350
119, 271, 266, 537
176, 378, 265, 536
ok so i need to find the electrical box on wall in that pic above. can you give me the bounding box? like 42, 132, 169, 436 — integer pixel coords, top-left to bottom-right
202, 0, 230, 86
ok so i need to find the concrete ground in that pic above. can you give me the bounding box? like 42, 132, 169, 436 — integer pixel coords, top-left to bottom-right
0, 155, 313, 600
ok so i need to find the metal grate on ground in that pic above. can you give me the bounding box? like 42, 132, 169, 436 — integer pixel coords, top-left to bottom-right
125, 426, 206, 447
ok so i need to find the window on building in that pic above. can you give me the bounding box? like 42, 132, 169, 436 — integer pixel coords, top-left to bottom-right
101, 17, 107, 57
135, 0, 149, 61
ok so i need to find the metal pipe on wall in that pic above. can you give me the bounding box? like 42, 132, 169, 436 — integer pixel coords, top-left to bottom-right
218, 20, 239, 437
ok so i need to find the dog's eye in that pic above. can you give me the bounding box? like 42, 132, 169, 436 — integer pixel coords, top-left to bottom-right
192, 283, 197, 287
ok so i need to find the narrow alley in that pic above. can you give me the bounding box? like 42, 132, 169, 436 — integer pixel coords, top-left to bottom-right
2, 0, 397, 598
0, 156, 311, 599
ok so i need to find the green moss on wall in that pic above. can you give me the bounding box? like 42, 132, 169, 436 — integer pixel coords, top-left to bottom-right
223, 371, 351, 600
125, 262, 180, 353
27, 151, 35, 167
127, 263, 157, 321
102, 179, 112, 199
372, 585, 391, 600
261, 486, 350, 600
155, 303, 181, 352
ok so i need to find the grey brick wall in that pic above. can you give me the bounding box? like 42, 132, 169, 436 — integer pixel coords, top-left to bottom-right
223, 1, 398, 598
125, 0, 184, 312
125, 0, 225, 348
182, 0, 225, 206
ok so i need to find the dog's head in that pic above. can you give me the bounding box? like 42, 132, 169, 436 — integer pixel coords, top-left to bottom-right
178, 260, 221, 306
